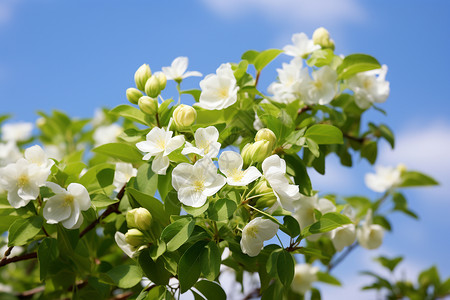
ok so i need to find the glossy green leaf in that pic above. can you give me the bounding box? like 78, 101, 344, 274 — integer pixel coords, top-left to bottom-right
317, 272, 341, 285
200, 241, 221, 281
399, 171, 439, 187
194, 280, 226, 300
38, 238, 59, 280
179, 240, 208, 293
208, 198, 237, 221
110, 104, 150, 125
277, 250, 295, 287
138, 249, 171, 286
92, 143, 143, 163
8, 216, 43, 246
127, 187, 169, 226
302, 213, 352, 236
337, 54, 381, 79
375, 256, 403, 272
254, 49, 283, 71
305, 124, 343, 145
106, 265, 143, 288
160, 217, 195, 252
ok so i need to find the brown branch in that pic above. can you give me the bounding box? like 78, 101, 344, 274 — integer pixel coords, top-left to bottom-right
18, 280, 88, 298
343, 133, 366, 143
243, 287, 261, 300
327, 243, 358, 272
108, 291, 133, 300
255, 71, 261, 87
297, 105, 312, 115
0, 252, 37, 268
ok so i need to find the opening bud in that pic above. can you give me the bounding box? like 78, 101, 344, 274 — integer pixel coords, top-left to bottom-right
242, 140, 272, 166
173, 104, 197, 129
312, 27, 335, 50
138, 96, 158, 115
134, 64, 152, 91
255, 128, 277, 150
124, 228, 146, 247
252, 180, 277, 209
127, 207, 152, 231
154, 72, 167, 91
145, 75, 161, 98
126, 88, 143, 105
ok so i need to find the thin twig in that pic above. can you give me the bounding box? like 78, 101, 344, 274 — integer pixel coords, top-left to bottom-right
243, 287, 261, 300
0, 252, 37, 268
343, 133, 366, 143
255, 71, 261, 87
79, 185, 125, 238
297, 105, 311, 115
327, 243, 358, 272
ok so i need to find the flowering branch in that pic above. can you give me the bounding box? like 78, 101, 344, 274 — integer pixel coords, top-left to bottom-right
0, 252, 37, 268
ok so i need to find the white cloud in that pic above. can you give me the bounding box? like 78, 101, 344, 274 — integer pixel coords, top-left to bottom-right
200, 0, 367, 27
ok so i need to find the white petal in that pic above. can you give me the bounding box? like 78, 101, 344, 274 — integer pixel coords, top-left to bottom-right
178, 186, 207, 207
61, 201, 81, 229
46, 182, 66, 195
235, 167, 262, 186
172, 163, 194, 191
254, 218, 279, 241
203, 174, 226, 196
24, 145, 46, 166
163, 135, 185, 156
240, 234, 264, 257
218, 151, 243, 176
44, 195, 72, 224
7, 187, 30, 208
262, 155, 286, 175
152, 154, 170, 175
67, 183, 91, 211
182, 71, 202, 78
115, 232, 135, 258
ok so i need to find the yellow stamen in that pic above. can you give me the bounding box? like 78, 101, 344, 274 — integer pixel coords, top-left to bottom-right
17, 175, 29, 187
193, 180, 205, 192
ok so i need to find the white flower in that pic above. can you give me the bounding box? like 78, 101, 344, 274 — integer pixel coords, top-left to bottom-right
347, 65, 390, 109
91, 108, 106, 127
283, 33, 320, 58
172, 157, 226, 207
357, 210, 384, 250
136, 127, 185, 175
240, 217, 279, 257
1, 122, 33, 142
198, 63, 239, 110
291, 264, 319, 295
292, 194, 336, 241
0, 159, 49, 208
0, 142, 22, 166
43, 182, 90, 229
218, 151, 261, 186
365, 165, 402, 193
299, 66, 338, 105
44, 144, 65, 161
93, 124, 122, 146
181, 126, 221, 159
268, 57, 308, 104
262, 155, 301, 211
253, 112, 264, 131
162, 56, 202, 81
113, 162, 137, 191
24, 145, 54, 173
329, 224, 356, 252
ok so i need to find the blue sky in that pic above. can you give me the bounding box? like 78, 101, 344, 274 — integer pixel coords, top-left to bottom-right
1, 0, 450, 298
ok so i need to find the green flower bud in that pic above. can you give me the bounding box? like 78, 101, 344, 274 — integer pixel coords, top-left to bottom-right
154, 72, 167, 91
126, 208, 138, 228
241, 141, 272, 166
145, 75, 161, 98
173, 104, 197, 129
312, 27, 335, 50
255, 128, 277, 150
125, 228, 146, 247
134, 64, 152, 91
138, 96, 158, 115
131, 207, 152, 231
252, 180, 277, 209
126, 88, 143, 105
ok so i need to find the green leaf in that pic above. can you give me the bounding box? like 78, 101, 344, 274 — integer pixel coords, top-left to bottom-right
375, 256, 403, 272
91, 193, 119, 209
282, 215, 300, 238
8, 216, 43, 246
306, 138, 320, 157
254, 49, 283, 71
183, 202, 209, 217
419, 266, 440, 288
38, 238, 59, 280
138, 249, 171, 286
399, 171, 439, 187
266, 248, 281, 276
200, 241, 221, 281
305, 124, 343, 145
110, 104, 150, 125
284, 154, 312, 196
307, 49, 335, 67
181, 89, 201, 102
302, 213, 352, 236
317, 272, 341, 286
361, 141, 377, 164
179, 240, 208, 293
160, 217, 195, 252
127, 187, 169, 226
378, 124, 395, 148
337, 54, 381, 79
106, 265, 143, 288
194, 280, 227, 300
241, 50, 260, 64
56, 225, 79, 255
277, 250, 295, 287
208, 198, 237, 221
233, 60, 249, 81
195, 106, 237, 126
134, 162, 158, 196
92, 143, 143, 163
345, 196, 372, 211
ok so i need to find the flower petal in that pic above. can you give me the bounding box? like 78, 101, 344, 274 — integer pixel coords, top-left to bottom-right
218, 151, 243, 176
152, 154, 170, 175
178, 186, 207, 208
67, 183, 91, 211
43, 195, 72, 224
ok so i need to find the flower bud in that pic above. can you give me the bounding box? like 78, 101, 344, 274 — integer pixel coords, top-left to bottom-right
135, 208, 152, 231
154, 71, 167, 91
291, 264, 319, 295
173, 104, 197, 129
126, 88, 143, 105
138, 96, 158, 115
241, 143, 253, 166
134, 64, 152, 91
312, 27, 335, 50
145, 75, 161, 98
242, 141, 272, 166
253, 180, 277, 209
255, 128, 277, 150
124, 228, 146, 247
329, 224, 356, 252
397, 163, 407, 173
357, 224, 384, 250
